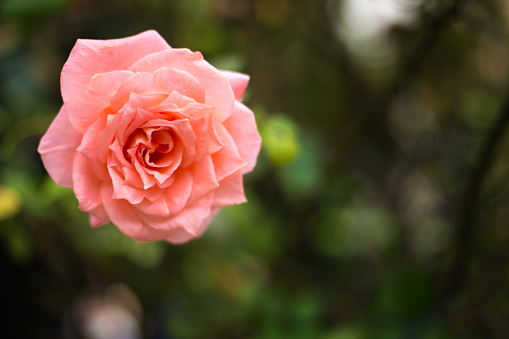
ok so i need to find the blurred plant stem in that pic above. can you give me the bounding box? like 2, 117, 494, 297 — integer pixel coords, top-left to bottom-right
445, 86, 509, 294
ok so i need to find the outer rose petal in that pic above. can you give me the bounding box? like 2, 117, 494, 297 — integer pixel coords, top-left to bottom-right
164, 228, 198, 244
220, 70, 249, 101
76, 113, 109, 180
212, 170, 247, 209
61, 30, 169, 110
109, 193, 214, 243
211, 123, 247, 181
110, 68, 206, 113
188, 155, 219, 203
67, 71, 134, 132
89, 215, 104, 227
163, 207, 220, 244
223, 101, 262, 174
89, 206, 109, 227
140, 193, 214, 242
73, 152, 104, 213
100, 183, 145, 238
128, 48, 236, 122
38, 106, 81, 188
135, 170, 194, 217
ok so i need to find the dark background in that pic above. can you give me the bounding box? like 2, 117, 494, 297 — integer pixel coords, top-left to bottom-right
1, 0, 509, 338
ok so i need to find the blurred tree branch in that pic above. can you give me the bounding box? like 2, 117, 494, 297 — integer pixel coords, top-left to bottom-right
445, 89, 509, 294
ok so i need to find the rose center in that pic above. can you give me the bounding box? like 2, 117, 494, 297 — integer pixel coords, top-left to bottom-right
124, 128, 175, 168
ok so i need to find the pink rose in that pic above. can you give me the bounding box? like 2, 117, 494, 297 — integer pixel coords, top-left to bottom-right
38, 30, 261, 243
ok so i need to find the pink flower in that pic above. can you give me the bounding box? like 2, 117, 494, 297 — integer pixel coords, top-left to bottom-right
38, 30, 261, 243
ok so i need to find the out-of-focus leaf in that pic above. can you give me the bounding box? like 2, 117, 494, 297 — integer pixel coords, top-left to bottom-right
0, 184, 22, 221
261, 114, 299, 165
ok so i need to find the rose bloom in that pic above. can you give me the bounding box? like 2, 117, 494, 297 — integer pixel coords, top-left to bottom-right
38, 30, 261, 243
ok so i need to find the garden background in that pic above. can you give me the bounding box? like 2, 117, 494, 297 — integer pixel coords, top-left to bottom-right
2, 0, 509, 338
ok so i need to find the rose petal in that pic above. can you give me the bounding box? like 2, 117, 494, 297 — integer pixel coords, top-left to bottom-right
212, 170, 247, 209
73, 152, 103, 212
164, 228, 197, 244
149, 103, 217, 162
161, 171, 193, 214
134, 223, 175, 242
136, 206, 215, 244
220, 70, 249, 101
110, 68, 205, 113
128, 48, 235, 122
76, 113, 110, 180
223, 101, 262, 174
166, 202, 219, 244
142, 192, 214, 235
187, 117, 210, 162
96, 114, 121, 163
89, 215, 104, 227
197, 208, 220, 234
154, 67, 206, 103
121, 193, 214, 242
142, 143, 183, 186
211, 123, 247, 181
151, 90, 197, 111
38, 106, 82, 188
188, 155, 219, 203
66, 71, 134, 132
119, 105, 162, 148
131, 155, 159, 189
135, 170, 193, 216
142, 119, 197, 169
100, 183, 145, 239
89, 205, 110, 227
109, 165, 145, 204
61, 30, 170, 116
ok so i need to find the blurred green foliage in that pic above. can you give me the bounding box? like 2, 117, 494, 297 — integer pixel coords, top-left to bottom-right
2, 0, 509, 338
261, 114, 300, 165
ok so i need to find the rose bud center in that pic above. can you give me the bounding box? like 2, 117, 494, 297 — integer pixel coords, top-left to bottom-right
124, 127, 176, 168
